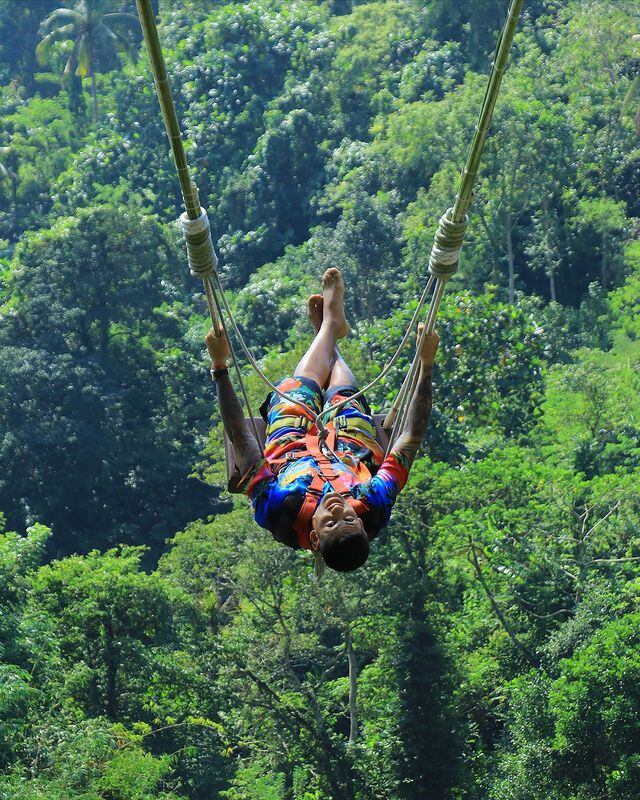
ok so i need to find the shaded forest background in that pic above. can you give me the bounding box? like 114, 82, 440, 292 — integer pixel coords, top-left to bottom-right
1, 0, 640, 797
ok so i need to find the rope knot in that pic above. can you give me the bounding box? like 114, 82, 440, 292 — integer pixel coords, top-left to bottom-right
428, 207, 468, 279
180, 209, 219, 278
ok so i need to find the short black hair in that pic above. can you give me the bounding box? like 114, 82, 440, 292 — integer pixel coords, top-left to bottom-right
320, 527, 370, 572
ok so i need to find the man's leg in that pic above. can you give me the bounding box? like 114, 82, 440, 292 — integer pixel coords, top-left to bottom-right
295, 268, 349, 389
327, 351, 357, 390
306, 293, 357, 390
306, 284, 357, 389
323, 347, 384, 472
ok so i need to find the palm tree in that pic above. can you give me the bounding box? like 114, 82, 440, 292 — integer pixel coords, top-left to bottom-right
36, 1, 138, 123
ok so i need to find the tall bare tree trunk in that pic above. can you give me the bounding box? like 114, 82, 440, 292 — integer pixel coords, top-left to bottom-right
541, 194, 557, 302
468, 538, 539, 669
601, 233, 608, 289
10, 178, 17, 227
549, 268, 557, 302
91, 71, 99, 123
505, 211, 515, 303
345, 629, 358, 746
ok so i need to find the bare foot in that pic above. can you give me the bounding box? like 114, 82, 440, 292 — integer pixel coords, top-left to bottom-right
307, 294, 323, 334
322, 267, 349, 339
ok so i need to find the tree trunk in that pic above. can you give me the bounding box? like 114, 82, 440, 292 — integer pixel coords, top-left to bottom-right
99, 308, 109, 354
505, 211, 515, 304
549, 267, 557, 302
468, 539, 539, 669
283, 640, 356, 800
345, 629, 358, 746
282, 766, 294, 800
574, 505, 590, 608
601, 233, 608, 289
541, 194, 556, 302
91, 71, 99, 123
10, 178, 17, 227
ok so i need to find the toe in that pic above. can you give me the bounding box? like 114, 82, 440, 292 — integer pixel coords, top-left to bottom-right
322, 267, 343, 287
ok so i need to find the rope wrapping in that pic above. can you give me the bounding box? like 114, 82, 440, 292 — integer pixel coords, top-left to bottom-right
180, 209, 218, 278
428, 208, 468, 279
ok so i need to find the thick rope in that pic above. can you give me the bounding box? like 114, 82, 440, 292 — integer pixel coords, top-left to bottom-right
384, 0, 523, 442
204, 274, 262, 449
181, 209, 224, 334
180, 210, 218, 278
428, 208, 468, 279
315, 275, 436, 427
385, 279, 446, 454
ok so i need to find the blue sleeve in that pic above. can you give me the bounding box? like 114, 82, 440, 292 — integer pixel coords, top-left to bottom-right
249, 476, 295, 534
239, 458, 281, 532
359, 452, 409, 528
359, 476, 396, 529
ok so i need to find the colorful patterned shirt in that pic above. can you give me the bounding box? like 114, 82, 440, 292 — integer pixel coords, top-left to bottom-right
244, 448, 410, 549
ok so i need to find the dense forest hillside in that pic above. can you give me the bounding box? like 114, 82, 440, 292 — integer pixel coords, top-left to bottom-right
1, 0, 639, 798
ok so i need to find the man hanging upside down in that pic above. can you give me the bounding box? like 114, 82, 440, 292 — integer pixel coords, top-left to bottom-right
206, 267, 439, 573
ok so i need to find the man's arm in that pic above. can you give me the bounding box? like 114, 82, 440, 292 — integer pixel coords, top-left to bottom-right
390, 325, 439, 470
206, 328, 262, 475
355, 327, 438, 537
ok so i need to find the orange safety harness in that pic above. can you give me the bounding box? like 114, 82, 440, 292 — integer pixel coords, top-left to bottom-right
270, 423, 370, 549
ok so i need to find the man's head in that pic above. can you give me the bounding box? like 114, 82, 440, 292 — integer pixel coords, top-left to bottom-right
310, 492, 370, 572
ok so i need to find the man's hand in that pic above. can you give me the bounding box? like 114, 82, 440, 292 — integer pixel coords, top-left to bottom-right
205, 327, 230, 367
416, 323, 440, 367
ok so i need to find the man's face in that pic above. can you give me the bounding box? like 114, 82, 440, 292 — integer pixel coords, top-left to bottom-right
309, 491, 365, 551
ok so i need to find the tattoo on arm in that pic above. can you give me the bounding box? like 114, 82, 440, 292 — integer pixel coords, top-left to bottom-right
216, 373, 262, 474
392, 364, 433, 468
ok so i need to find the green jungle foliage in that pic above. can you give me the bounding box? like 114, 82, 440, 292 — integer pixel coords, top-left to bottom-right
1, 0, 639, 797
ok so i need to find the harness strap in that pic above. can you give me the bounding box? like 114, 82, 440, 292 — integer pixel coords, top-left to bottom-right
266, 414, 310, 435
275, 423, 371, 549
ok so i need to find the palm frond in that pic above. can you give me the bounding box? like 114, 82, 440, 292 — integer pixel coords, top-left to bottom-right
38, 8, 83, 36
35, 24, 77, 65
75, 34, 91, 78
0, 164, 16, 183
62, 47, 77, 86
96, 21, 120, 43
96, 21, 136, 58
61, 36, 81, 86
101, 12, 138, 27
